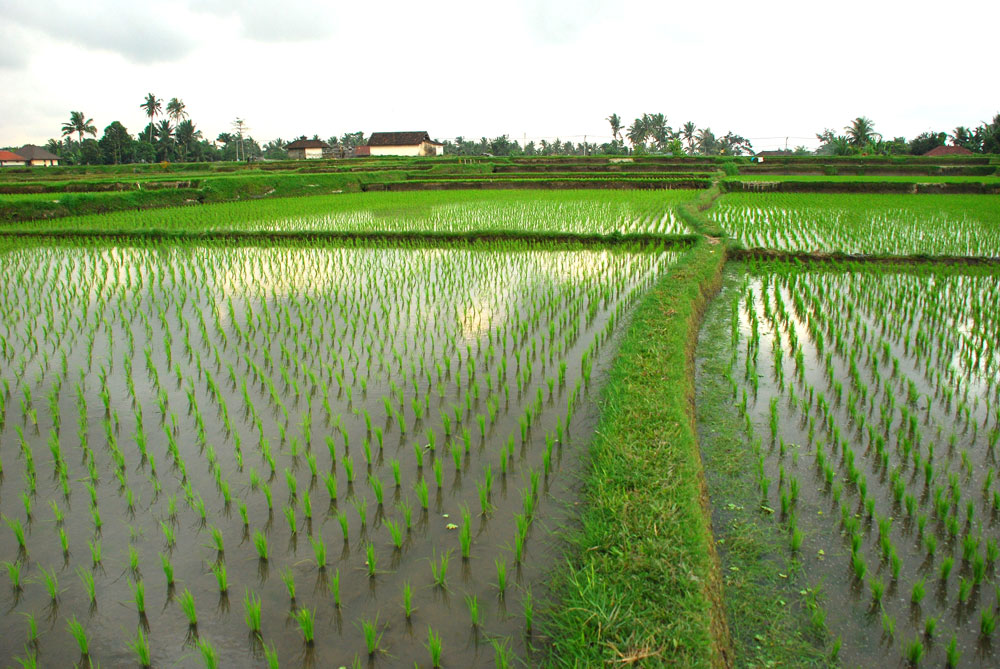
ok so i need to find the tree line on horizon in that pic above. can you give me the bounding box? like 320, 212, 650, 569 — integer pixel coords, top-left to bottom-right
10, 102, 1000, 165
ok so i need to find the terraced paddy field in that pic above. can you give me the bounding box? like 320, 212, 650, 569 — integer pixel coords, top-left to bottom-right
698, 260, 1000, 667
0, 236, 680, 667
1, 170, 998, 667
1, 190, 697, 238
709, 193, 1000, 257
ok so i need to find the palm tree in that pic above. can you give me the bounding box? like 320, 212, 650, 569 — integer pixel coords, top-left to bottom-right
606, 113, 622, 142
155, 119, 174, 161
696, 128, 717, 155
645, 113, 670, 151
950, 126, 974, 149
845, 117, 880, 148
140, 93, 162, 143
61, 111, 97, 146
166, 98, 188, 124
682, 122, 696, 154
626, 117, 648, 151
174, 119, 202, 161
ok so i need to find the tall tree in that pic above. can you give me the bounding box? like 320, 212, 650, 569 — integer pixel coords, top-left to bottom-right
696, 128, 717, 155
98, 121, 133, 164
61, 111, 97, 146
140, 94, 162, 143
682, 122, 697, 154
626, 117, 648, 151
950, 126, 975, 150
166, 98, 188, 124
645, 113, 672, 151
155, 119, 174, 161
606, 113, 622, 142
174, 119, 201, 161
845, 117, 880, 147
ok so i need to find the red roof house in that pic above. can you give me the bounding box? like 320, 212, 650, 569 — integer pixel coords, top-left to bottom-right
0, 150, 27, 167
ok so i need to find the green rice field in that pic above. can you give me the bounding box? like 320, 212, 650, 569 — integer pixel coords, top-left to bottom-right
1, 168, 999, 667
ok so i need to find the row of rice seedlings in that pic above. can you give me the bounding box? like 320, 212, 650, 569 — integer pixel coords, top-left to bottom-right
724, 259, 1000, 666
0, 238, 675, 663
710, 192, 1000, 257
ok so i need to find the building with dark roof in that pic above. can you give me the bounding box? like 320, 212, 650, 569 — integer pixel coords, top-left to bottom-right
18, 144, 60, 166
367, 131, 444, 157
285, 138, 334, 160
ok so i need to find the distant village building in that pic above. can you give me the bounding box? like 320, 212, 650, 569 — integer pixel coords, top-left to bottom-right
922, 145, 973, 157
367, 131, 444, 157
18, 145, 60, 166
0, 150, 27, 167
285, 139, 336, 160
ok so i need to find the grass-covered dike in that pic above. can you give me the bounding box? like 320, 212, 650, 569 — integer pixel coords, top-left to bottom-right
542, 239, 731, 666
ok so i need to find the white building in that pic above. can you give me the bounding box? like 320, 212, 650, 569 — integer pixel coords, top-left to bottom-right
285, 138, 334, 160
367, 131, 444, 157
0, 150, 27, 167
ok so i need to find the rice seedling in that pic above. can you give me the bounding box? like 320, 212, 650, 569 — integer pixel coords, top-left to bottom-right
281, 567, 296, 602
130, 579, 146, 615
361, 614, 383, 656
946, 634, 960, 667
465, 594, 481, 627
212, 563, 228, 594
197, 637, 218, 668
178, 588, 198, 627
40, 566, 59, 603
403, 580, 413, 617
523, 587, 534, 634
294, 608, 316, 645
3, 560, 22, 592
329, 568, 341, 607
127, 627, 151, 668
310, 532, 327, 569
67, 616, 89, 658
366, 542, 378, 578
431, 550, 451, 589
426, 626, 443, 668
244, 589, 262, 635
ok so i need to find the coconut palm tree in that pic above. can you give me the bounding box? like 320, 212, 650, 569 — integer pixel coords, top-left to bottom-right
626, 117, 648, 151
174, 119, 202, 161
155, 119, 174, 161
606, 113, 622, 142
140, 93, 162, 143
696, 128, 717, 155
845, 117, 880, 148
166, 98, 188, 124
682, 122, 697, 154
61, 111, 97, 146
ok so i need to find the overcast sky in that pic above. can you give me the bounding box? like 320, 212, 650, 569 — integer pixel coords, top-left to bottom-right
1, 0, 997, 152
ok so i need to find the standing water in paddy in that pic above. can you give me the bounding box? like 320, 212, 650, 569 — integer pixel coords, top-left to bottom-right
0, 238, 677, 666
703, 260, 1000, 668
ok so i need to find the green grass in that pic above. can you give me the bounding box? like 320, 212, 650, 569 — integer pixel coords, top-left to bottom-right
542, 240, 729, 666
